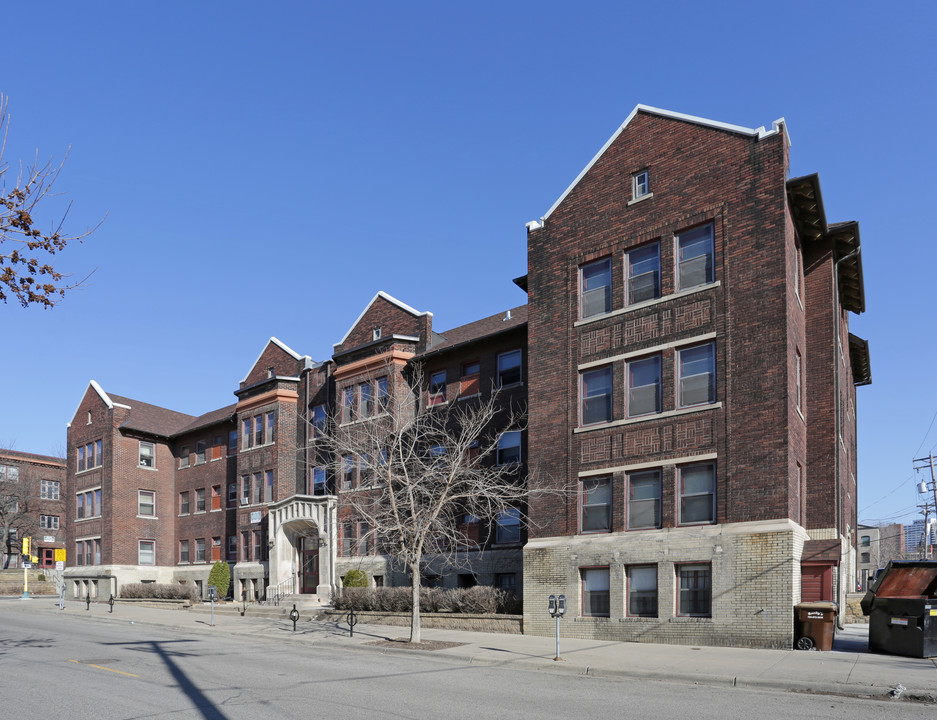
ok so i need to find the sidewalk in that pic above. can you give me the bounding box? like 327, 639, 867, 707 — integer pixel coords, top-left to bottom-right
6, 596, 936, 704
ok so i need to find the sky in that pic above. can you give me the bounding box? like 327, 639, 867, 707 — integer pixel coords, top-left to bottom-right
1, 2, 934, 528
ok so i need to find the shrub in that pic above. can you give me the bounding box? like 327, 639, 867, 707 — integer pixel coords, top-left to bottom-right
207, 561, 230, 599
342, 569, 368, 588
119, 582, 199, 601
331, 585, 519, 614
37, 574, 47, 582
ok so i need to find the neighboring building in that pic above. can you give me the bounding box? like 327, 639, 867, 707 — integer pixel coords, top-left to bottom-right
64, 293, 528, 602
0, 449, 66, 569
905, 519, 936, 559
856, 523, 905, 589
522, 105, 870, 649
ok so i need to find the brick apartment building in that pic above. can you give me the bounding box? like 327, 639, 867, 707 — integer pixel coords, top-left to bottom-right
64, 292, 528, 602
521, 106, 870, 648
0, 449, 66, 569
60, 105, 869, 649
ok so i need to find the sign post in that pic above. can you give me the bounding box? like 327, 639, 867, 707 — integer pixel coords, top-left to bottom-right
55, 549, 66, 609
21, 537, 31, 599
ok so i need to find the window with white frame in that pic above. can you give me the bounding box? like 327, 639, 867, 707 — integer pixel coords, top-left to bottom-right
428, 371, 446, 406
628, 469, 661, 529
179, 491, 190, 515
497, 350, 522, 387
795, 348, 803, 413
627, 242, 660, 304
359, 381, 373, 417
376, 376, 389, 413
138, 540, 156, 565
581, 366, 612, 425
678, 564, 711, 617
628, 355, 661, 417
679, 463, 715, 525
581, 567, 610, 617
139, 441, 155, 468
195, 488, 206, 512
580, 476, 611, 533
195, 538, 206, 563
342, 387, 356, 424
678, 342, 715, 407
580, 258, 612, 318
138, 490, 156, 517
495, 507, 521, 544
40, 480, 60, 500
312, 404, 327, 437
40, 515, 59, 530
677, 224, 714, 290
496, 431, 521, 465
627, 565, 658, 617
632, 170, 650, 200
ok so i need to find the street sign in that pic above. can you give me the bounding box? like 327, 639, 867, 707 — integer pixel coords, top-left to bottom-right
23, 563, 32, 569
55, 561, 64, 571
44, 535, 55, 543
54, 548, 66, 562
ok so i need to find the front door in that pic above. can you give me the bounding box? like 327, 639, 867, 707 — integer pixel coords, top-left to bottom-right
301, 536, 319, 594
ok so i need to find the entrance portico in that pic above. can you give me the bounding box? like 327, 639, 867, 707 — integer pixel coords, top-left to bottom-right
268, 495, 337, 599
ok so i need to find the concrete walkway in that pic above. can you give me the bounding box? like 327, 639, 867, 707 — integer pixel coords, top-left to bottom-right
6, 596, 936, 704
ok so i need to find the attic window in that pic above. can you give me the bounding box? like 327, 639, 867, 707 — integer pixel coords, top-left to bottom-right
267, 368, 275, 379
87, 411, 92, 425
373, 328, 382, 341
630, 170, 652, 204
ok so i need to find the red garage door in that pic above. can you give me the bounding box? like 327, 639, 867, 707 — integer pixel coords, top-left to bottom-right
801, 564, 833, 602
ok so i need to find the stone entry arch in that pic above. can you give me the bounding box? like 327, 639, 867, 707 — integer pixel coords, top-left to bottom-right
268, 495, 337, 599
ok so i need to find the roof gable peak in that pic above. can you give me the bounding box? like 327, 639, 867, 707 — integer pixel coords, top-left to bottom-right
334, 291, 432, 349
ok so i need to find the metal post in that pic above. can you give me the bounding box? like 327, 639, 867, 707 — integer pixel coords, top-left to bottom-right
348, 608, 358, 637
108, 594, 114, 613
85, 593, 91, 611
555, 615, 561, 660
289, 604, 299, 632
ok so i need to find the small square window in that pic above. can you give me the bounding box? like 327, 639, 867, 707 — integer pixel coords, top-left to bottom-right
632, 170, 650, 200
581, 258, 612, 319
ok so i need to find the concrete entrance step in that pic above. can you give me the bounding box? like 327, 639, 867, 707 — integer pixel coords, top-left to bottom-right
189, 595, 330, 619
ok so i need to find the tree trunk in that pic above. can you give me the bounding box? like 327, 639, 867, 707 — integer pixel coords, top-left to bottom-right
409, 562, 421, 643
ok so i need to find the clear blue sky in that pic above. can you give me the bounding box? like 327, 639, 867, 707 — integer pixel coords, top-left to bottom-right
1, 2, 933, 527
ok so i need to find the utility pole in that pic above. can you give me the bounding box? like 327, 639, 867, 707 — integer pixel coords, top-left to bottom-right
912, 454, 937, 559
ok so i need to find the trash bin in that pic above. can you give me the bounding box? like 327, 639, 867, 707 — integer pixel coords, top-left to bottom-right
794, 601, 838, 650
860, 560, 937, 658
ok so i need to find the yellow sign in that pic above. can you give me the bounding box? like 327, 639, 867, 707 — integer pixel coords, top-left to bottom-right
54, 548, 66, 562
21, 537, 30, 554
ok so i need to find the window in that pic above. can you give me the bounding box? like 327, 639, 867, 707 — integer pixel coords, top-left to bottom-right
632, 169, 650, 200
376, 376, 389, 413
264, 470, 273, 503
312, 466, 327, 495
795, 349, 803, 412
211, 436, 223, 461
359, 382, 373, 417
678, 342, 715, 407
195, 538, 206, 563
77, 445, 84, 472
76, 440, 103, 472
76, 538, 102, 567
212, 537, 221, 561
460, 361, 480, 397
677, 224, 714, 290
40, 480, 60, 500
357, 522, 371, 555
628, 470, 661, 529
195, 440, 206, 465
495, 507, 521, 544
241, 475, 250, 505
678, 564, 711, 617
179, 446, 190, 469
265, 412, 275, 444
627, 243, 660, 304
242, 418, 252, 450
581, 567, 610, 617
228, 430, 238, 455
580, 477, 611, 533
312, 404, 327, 437
195, 488, 206, 512
241, 531, 251, 561
628, 355, 661, 417
138, 540, 156, 566
342, 523, 355, 557
428, 371, 447, 406
138, 490, 156, 517
495, 573, 517, 595
342, 387, 356, 423
627, 565, 658, 617
179, 540, 190, 563
860, 535, 871, 547
581, 258, 612, 318
39, 515, 59, 530
179, 491, 190, 515
581, 366, 612, 425
227, 535, 237, 559
254, 416, 263, 447
211, 485, 221, 511
860, 552, 871, 563
227, 482, 237, 507
679, 464, 715, 525
373, 327, 382, 341
78, 490, 102, 519
341, 455, 355, 490
139, 441, 155, 468
497, 350, 522, 387
497, 431, 521, 465
252, 472, 262, 504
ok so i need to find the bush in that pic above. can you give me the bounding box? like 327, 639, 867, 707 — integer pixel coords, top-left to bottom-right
342, 569, 368, 588
37, 574, 46, 582
207, 561, 230, 599
119, 582, 199, 601
332, 585, 518, 614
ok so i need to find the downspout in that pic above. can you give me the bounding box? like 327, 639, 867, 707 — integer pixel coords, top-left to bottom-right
833, 246, 860, 611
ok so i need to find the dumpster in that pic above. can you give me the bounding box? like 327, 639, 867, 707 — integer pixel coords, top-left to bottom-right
860, 560, 937, 658
794, 601, 838, 650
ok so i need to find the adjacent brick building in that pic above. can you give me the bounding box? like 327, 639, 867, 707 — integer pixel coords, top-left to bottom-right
521, 105, 869, 648
0, 449, 66, 569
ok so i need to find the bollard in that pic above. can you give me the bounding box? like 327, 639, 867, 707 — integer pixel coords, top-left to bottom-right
348, 608, 358, 637
108, 594, 115, 613
289, 604, 299, 632
85, 593, 91, 611
240, 589, 246, 616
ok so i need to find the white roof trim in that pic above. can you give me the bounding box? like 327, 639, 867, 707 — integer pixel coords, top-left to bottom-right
68, 380, 131, 426
530, 104, 787, 227
333, 291, 432, 349
239, 337, 304, 384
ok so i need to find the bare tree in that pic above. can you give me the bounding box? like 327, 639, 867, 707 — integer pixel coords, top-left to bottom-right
327, 366, 530, 643
0, 94, 97, 308
0, 464, 37, 569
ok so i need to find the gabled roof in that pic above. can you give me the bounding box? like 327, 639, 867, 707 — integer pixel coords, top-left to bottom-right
333, 291, 432, 349
106, 392, 197, 438
239, 337, 307, 385
418, 305, 528, 359
174, 404, 238, 436
0, 449, 65, 466
528, 104, 787, 229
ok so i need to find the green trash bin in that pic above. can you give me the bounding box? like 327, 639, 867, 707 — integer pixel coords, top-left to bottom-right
794, 601, 838, 651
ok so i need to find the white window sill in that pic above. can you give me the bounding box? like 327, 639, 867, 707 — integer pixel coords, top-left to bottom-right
457, 392, 481, 401
669, 616, 713, 623
618, 616, 658, 623
627, 191, 653, 206
137, 515, 158, 520
137, 465, 158, 472
574, 403, 722, 433
575, 282, 721, 328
